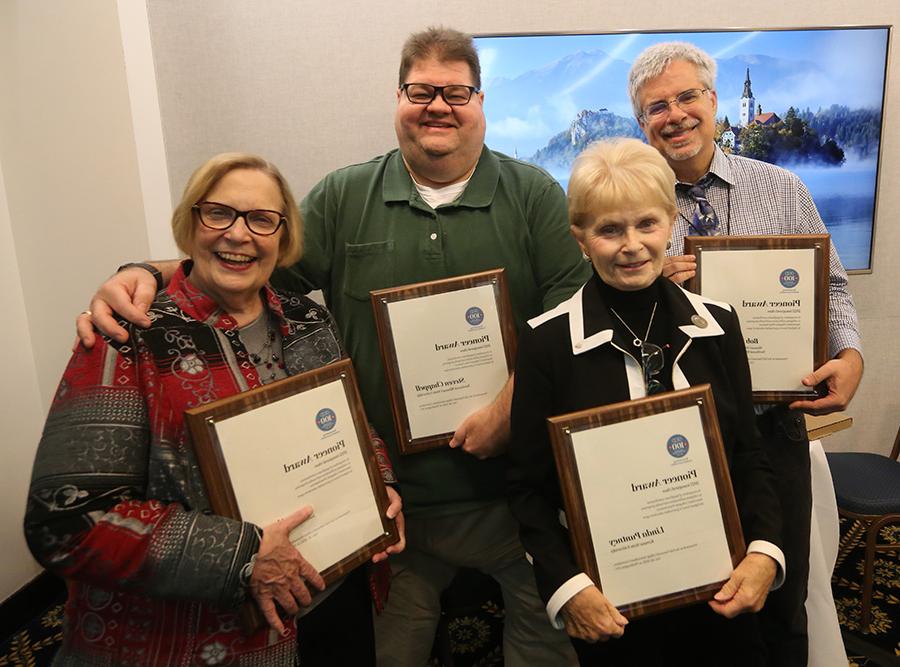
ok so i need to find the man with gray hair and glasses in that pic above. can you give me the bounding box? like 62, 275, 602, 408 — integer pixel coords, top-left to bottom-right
75, 25, 583, 667
628, 41, 863, 666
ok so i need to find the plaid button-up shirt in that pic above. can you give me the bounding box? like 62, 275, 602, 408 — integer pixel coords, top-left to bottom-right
671, 147, 862, 358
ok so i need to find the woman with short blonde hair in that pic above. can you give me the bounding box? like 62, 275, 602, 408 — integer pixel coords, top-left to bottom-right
509, 138, 783, 665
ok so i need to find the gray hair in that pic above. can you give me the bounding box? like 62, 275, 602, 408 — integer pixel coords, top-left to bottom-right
628, 42, 717, 118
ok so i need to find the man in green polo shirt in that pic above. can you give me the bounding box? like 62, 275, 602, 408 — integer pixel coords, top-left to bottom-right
77, 26, 586, 666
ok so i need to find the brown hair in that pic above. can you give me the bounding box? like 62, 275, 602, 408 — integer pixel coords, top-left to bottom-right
398, 26, 481, 89
171, 153, 302, 267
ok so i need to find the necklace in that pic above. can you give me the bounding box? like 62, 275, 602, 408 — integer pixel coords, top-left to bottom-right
609, 301, 658, 349
242, 313, 286, 384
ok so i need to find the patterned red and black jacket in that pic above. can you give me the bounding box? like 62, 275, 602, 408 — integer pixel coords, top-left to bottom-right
24, 261, 395, 667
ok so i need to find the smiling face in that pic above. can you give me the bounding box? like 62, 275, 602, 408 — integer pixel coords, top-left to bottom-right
394, 57, 486, 186
188, 168, 284, 317
572, 206, 673, 291
637, 60, 718, 183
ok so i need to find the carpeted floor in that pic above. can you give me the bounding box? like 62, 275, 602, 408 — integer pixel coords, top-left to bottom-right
0, 596, 64, 667
832, 517, 900, 666
3, 515, 897, 666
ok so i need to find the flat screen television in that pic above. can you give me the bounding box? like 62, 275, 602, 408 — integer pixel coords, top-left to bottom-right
474, 27, 890, 272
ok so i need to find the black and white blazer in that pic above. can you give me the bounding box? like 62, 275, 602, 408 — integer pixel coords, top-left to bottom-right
507, 274, 784, 625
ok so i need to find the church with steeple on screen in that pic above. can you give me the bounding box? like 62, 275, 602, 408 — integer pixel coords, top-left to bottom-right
740, 67, 756, 126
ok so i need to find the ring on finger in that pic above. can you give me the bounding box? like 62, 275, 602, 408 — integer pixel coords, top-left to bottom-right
80, 309, 93, 317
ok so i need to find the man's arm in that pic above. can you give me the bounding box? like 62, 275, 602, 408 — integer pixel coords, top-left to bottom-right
788, 181, 864, 414
529, 178, 592, 310
77, 260, 181, 347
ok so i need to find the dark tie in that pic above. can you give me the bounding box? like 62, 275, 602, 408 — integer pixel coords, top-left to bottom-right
686, 175, 720, 236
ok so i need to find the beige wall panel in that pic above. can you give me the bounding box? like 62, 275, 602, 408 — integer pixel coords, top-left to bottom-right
0, 0, 151, 599
0, 156, 44, 601
0, 0, 150, 405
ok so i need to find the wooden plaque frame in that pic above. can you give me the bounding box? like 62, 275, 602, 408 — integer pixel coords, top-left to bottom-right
548, 385, 746, 620
684, 234, 830, 403
185, 358, 398, 593
371, 269, 517, 455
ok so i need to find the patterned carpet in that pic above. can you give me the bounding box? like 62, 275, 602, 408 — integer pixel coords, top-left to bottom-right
0, 596, 64, 667
832, 517, 900, 666
3, 519, 897, 667
428, 571, 505, 666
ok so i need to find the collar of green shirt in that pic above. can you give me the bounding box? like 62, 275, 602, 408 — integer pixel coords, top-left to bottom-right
382, 145, 500, 210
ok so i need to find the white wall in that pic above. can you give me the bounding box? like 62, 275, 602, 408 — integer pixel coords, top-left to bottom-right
0, 0, 159, 600
1, 0, 897, 601
0, 148, 44, 599
0, 1, 151, 404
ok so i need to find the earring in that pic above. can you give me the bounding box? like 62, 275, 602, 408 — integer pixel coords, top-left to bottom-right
582, 252, 591, 262
666, 240, 672, 250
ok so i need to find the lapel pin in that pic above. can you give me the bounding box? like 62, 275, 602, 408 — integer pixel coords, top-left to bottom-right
691, 315, 708, 328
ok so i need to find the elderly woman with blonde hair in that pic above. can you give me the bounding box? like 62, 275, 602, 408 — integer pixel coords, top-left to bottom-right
508, 138, 784, 665
25, 153, 402, 666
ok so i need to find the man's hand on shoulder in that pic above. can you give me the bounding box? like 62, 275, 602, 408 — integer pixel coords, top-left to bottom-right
790, 347, 863, 415
76, 261, 178, 348
661, 255, 696, 285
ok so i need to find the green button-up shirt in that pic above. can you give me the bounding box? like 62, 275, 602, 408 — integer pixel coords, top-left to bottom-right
276, 146, 590, 513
